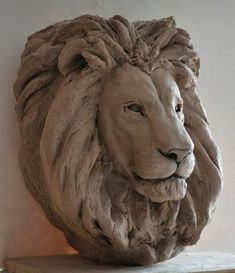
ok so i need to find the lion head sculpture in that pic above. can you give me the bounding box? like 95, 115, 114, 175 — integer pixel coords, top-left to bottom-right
14, 15, 222, 265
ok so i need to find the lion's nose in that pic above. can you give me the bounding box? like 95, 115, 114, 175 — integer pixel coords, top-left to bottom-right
158, 148, 192, 163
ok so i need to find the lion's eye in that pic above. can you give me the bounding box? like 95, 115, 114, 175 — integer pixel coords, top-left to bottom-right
127, 103, 143, 114
175, 103, 183, 113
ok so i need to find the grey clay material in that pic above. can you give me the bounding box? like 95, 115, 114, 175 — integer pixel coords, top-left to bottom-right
14, 15, 222, 265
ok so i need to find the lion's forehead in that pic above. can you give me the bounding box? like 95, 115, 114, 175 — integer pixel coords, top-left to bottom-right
102, 64, 181, 113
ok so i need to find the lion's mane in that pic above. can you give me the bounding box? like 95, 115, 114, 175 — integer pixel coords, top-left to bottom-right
14, 15, 222, 265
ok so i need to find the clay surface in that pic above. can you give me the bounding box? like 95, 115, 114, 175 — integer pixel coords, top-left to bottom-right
14, 15, 222, 265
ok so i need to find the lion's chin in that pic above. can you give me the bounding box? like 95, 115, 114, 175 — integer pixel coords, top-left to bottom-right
131, 176, 187, 202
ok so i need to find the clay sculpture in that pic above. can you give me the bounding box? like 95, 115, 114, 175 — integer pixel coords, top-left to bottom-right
14, 15, 222, 265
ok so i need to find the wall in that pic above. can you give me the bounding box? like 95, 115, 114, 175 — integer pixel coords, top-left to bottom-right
0, 0, 234, 266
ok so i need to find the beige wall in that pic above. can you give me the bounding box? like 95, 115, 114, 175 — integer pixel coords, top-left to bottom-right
0, 0, 234, 265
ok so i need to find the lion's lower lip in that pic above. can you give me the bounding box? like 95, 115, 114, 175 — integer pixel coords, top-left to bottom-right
133, 172, 184, 183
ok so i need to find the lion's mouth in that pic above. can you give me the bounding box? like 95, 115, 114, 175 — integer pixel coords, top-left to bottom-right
133, 172, 185, 183
130, 171, 188, 202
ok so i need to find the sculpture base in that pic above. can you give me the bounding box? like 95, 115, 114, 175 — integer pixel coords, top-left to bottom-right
4, 251, 235, 273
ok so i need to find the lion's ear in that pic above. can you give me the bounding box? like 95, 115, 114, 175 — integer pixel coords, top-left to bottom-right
58, 38, 109, 76
59, 53, 87, 76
